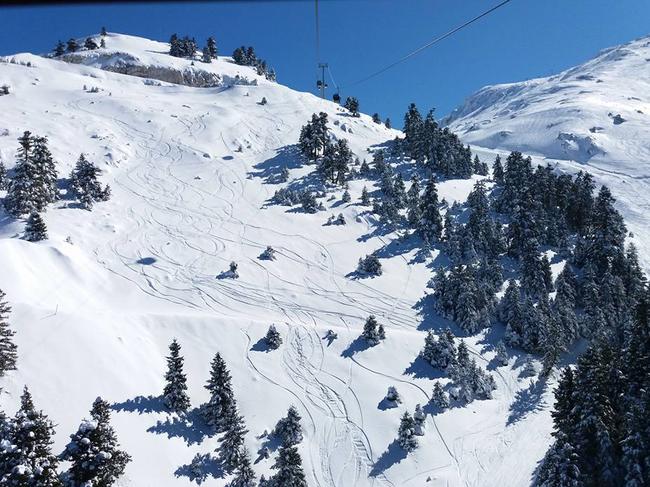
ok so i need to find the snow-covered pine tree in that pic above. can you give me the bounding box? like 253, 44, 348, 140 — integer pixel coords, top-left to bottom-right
218, 406, 248, 472
372, 113, 381, 124
393, 173, 407, 209
1, 386, 61, 486
202, 46, 212, 63
31, 135, 59, 208
0, 289, 17, 377
270, 443, 307, 487
265, 324, 282, 349
202, 352, 235, 432
69, 154, 110, 209
24, 212, 47, 242
84, 37, 98, 50
413, 404, 425, 436
60, 397, 131, 487
384, 118, 391, 129
273, 406, 303, 447
406, 174, 421, 226
397, 412, 418, 452
162, 339, 190, 413
360, 186, 370, 206
361, 315, 384, 345
67, 38, 78, 52
206, 36, 218, 59
100, 38, 106, 48
54, 40, 65, 56
492, 154, 504, 184
0, 161, 6, 191
357, 254, 382, 276
227, 447, 256, 487
431, 382, 449, 409
495, 340, 508, 366
418, 177, 442, 242
343, 97, 359, 117
4, 132, 37, 217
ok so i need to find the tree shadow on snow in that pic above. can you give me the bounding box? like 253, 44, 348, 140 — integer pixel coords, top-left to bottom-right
341, 336, 373, 358
112, 395, 166, 414
403, 355, 446, 380
507, 377, 548, 426
147, 407, 213, 445
254, 432, 283, 464
136, 257, 157, 265
369, 440, 408, 477
248, 145, 303, 184
377, 398, 400, 411
250, 337, 273, 353
175, 452, 225, 484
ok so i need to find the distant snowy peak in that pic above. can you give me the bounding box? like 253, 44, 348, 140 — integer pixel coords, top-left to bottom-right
49, 33, 263, 88
444, 35, 650, 166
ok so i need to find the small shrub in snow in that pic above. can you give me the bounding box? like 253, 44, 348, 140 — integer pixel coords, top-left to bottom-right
384, 386, 401, 404
0, 85, 9, 96
259, 246, 276, 260
229, 261, 239, 278
260, 97, 267, 105
357, 254, 382, 276
265, 324, 282, 349
326, 213, 346, 226
421, 328, 457, 369
300, 191, 321, 213
341, 189, 351, 203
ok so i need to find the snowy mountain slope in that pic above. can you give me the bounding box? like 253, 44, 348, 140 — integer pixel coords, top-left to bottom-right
444, 35, 650, 268
0, 33, 554, 486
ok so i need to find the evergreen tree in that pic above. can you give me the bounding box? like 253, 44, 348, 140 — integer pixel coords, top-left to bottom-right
431, 382, 449, 409
418, 177, 442, 241
69, 154, 110, 209
343, 97, 359, 117
202, 352, 235, 432
206, 36, 218, 59
320, 139, 351, 185
24, 212, 47, 242
1, 387, 61, 486
406, 174, 421, 226
202, 46, 212, 63
273, 406, 303, 447
357, 254, 382, 276
270, 444, 307, 487
413, 404, 425, 436
31, 135, 59, 208
535, 434, 582, 487
397, 412, 418, 452
227, 447, 256, 487
100, 38, 106, 49
162, 339, 190, 413
84, 37, 98, 50
384, 118, 391, 129
101, 26, 107, 36
67, 38, 78, 53
495, 340, 508, 366
298, 113, 329, 162
54, 41, 65, 56
218, 407, 248, 472
60, 397, 131, 487
4, 132, 36, 216
361, 315, 384, 345
0, 289, 18, 376
360, 186, 370, 206
492, 154, 504, 184
263, 324, 281, 349
372, 113, 381, 124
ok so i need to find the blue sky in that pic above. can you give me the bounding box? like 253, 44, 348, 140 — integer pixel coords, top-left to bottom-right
2, 0, 649, 125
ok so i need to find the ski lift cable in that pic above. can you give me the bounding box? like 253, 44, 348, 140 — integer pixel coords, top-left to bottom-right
342, 0, 513, 89
327, 64, 340, 93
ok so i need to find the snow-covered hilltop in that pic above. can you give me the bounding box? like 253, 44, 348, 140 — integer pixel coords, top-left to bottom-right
445, 35, 650, 165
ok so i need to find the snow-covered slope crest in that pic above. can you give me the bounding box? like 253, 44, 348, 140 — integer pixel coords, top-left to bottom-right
50, 33, 261, 87
445, 35, 650, 165
0, 33, 551, 487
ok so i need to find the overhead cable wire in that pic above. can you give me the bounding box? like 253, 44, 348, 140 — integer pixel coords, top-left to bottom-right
344, 0, 513, 88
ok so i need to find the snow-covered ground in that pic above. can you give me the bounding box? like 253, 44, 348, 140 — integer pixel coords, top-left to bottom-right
0, 33, 573, 486
445, 34, 650, 269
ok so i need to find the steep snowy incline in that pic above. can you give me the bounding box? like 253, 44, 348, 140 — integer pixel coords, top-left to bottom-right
444, 34, 650, 268
0, 33, 553, 487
